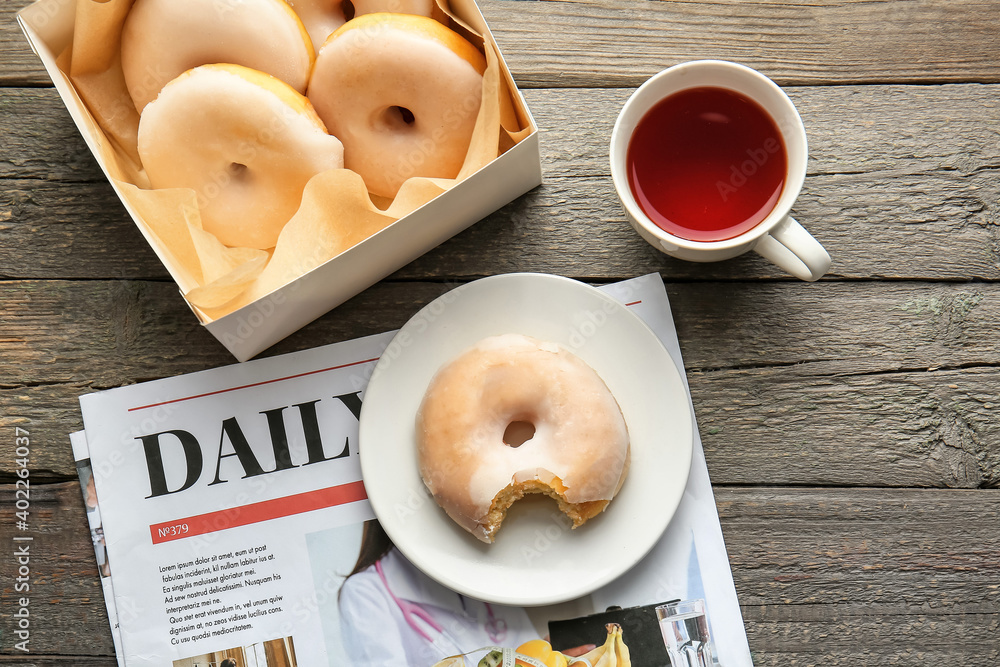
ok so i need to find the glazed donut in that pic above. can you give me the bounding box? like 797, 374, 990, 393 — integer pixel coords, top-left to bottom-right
121, 0, 314, 112
352, 0, 447, 23
307, 13, 486, 198
288, 0, 447, 52
137, 65, 344, 250
285, 0, 347, 52
416, 334, 631, 543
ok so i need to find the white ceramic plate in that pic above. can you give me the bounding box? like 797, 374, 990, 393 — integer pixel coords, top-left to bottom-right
358, 274, 693, 606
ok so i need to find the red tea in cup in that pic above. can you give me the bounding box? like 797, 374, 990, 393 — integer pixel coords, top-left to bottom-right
626, 86, 787, 242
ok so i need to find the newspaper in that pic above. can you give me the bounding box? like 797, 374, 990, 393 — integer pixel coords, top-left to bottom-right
75, 274, 753, 667
70, 431, 126, 667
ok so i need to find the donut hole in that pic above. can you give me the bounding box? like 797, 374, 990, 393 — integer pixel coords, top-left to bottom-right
228, 162, 249, 180
397, 106, 415, 124
503, 421, 535, 447
379, 105, 417, 132
342, 0, 356, 21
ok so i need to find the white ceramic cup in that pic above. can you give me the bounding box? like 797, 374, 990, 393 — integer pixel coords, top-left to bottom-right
610, 60, 831, 281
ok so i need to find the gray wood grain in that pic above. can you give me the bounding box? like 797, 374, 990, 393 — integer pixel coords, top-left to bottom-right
6, 171, 998, 282
5, 0, 1000, 87
4, 0, 1000, 662
529, 84, 1000, 181
2, 483, 997, 662
0, 481, 114, 658
0, 88, 100, 181
3, 280, 1000, 488
5, 368, 999, 489
744, 612, 1000, 666
6, 364, 998, 489
697, 365, 1000, 489
6, 279, 1000, 385
7, 84, 1000, 182
3, 83, 1000, 282
0, 0, 42, 87
722, 488, 1000, 665
483, 0, 1000, 87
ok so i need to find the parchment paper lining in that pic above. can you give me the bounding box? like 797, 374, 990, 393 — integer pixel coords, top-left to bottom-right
62, 0, 530, 320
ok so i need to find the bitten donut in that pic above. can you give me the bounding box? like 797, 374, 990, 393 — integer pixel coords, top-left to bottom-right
307, 13, 486, 198
288, 0, 447, 51
416, 334, 630, 543
121, 0, 314, 112
137, 65, 344, 250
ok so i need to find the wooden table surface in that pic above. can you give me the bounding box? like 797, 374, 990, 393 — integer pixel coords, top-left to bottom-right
2, 0, 1000, 664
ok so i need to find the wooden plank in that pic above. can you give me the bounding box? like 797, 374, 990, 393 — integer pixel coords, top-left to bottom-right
4, 363, 999, 489
5, 168, 998, 282
0, 278, 409, 388
479, 0, 1000, 88
2, 280, 1000, 487
722, 488, 1000, 664
695, 364, 1000, 489
5, 0, 1000, 87
527, 84, 1000, 181
0, 89, 100, 181
7, 82, 1000, 183
0, 383, 86, 478
0, 279, 228, 385
0, 0, 45, 87
0, 481, 115, 658
5, 279, 1000, 385
743, 612, 1000, 666
5, 77, 1000, 184
2, 483, 997, 662
671, 281, 1000, 373
0, 180, 172, 280
3, 83, 999, 281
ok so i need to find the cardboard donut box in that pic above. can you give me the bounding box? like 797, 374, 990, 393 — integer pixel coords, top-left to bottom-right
17, 0, 541, 361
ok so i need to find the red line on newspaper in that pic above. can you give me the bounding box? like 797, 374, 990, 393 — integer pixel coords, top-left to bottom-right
149, 480, 368, 544
625, 300, 642, 306
128, 357, 380, 412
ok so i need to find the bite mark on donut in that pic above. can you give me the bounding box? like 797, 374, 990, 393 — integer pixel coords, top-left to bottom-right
481, 479, 610, 543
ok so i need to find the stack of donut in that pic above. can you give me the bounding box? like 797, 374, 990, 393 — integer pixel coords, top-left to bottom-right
123, 0, 486, 250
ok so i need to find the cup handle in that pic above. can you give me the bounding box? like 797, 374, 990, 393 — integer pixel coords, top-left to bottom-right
753, 216, 831, 282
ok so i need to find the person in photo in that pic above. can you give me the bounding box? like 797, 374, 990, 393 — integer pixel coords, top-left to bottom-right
338, 521, 539, 665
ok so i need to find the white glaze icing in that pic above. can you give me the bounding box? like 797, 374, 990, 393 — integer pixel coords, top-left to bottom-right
286, 0, 347, 52
287, 0, 447, 52
306, 14, 484, 198
416, 334, 630, 542
137, 66, 344, 249
121, 0, 314, 112
352, 0, 447, 23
